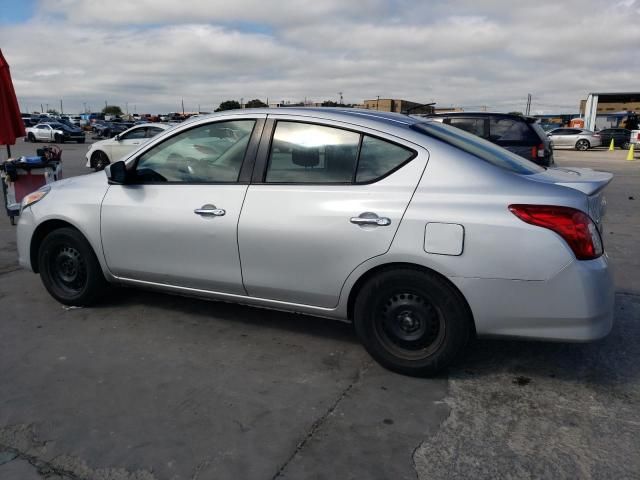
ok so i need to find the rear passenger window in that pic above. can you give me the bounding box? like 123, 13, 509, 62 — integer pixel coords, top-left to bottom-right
489, 118, 537, 143
446, 118, 487, 138
266, 122, 360, 183
356, 136, 414, 183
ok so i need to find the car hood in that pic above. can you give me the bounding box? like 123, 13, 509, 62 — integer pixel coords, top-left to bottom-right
49, 171, 106, 191
528, 167, 613, 196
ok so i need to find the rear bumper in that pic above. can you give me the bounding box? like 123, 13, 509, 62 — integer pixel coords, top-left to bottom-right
452, 255, 614, 341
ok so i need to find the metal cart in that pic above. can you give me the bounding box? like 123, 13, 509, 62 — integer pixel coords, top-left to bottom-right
1, 146, 62, 225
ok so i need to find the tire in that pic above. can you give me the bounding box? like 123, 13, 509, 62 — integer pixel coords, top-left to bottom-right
27, 133, 36, 142
622, 141, 630, 150
38, 227, 107, 306
91, 151, 110, 171
353, 268, 472, 377
54, 134, 63, 144
575, 139, 590, 151
77, 138, 85, 144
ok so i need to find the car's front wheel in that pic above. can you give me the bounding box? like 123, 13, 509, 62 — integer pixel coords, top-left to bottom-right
91, 151, 110, 170
353, 268, 472, 377
575, 139, 590, 151
27, 133, 36, 142
38, 227, 107, 306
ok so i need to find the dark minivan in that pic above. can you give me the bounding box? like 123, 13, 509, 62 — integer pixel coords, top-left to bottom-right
426, 112, 554, 167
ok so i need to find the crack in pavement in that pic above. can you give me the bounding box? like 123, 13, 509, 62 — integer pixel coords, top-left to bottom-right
0, 444, 80, 479
270, 360, 372, 480
0, 424, 157, 480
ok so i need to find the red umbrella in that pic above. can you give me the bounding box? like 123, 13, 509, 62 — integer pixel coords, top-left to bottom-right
0, 49, 26, 160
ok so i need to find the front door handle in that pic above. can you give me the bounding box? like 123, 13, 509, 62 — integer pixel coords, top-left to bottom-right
194, 204, 226, 216
350, 212, 391, 227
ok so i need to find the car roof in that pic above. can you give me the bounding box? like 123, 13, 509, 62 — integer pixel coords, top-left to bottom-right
182, 107, 421, 130
427, 112, 538, 122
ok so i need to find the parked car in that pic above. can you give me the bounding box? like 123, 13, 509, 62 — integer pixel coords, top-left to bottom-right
547, 128, 601, 151
16, 109, 614, 377
25, 122, 85, 143
85, 123, 170, 170
93, 121, 131, 138
425, 112, 554, 166
630, 129, 640, 148
597, 128, 631, 149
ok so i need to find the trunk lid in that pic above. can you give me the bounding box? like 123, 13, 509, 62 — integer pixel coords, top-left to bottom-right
528, 166, 613, 229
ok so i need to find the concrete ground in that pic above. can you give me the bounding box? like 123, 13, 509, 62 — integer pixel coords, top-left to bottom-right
0, 138, 638, 479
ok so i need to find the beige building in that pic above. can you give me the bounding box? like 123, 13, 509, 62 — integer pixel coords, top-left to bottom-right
363, 98, 434, 114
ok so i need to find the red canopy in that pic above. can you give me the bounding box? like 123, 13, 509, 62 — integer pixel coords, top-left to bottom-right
0, 49, 26, 149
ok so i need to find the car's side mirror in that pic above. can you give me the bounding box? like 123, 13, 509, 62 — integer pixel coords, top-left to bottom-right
105, 160, 128, 184
114, 134, 120, 141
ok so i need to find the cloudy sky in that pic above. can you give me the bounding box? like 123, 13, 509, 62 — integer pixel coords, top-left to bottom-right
1, 0, 639, 115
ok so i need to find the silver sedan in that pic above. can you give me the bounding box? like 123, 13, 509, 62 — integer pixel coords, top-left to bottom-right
547, 128, 602, 151
15, 109, 614, 376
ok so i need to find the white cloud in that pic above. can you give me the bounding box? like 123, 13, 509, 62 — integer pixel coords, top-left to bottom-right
1, 0, 638, 113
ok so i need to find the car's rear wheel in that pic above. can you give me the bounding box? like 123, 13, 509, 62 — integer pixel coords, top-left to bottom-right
575, 139, 590, 151
353, 268, 472, 377
38, 227, 107, 306
54, 133, 63, 144
622, 141, 631, 150
91, 151, 110, 171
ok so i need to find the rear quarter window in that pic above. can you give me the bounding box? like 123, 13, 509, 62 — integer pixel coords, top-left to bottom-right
489, 118, 538, 143
413, 121, 544, 175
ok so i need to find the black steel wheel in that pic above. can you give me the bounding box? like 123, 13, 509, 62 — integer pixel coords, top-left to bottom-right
622, 141, 631, 150
38, 227, 107, 306
92, 151, 110, 170
575, 139, 590, 151
354, 268, 472, 377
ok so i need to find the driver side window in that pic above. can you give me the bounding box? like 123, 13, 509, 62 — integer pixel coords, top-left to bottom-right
134, 120, 256, 183
121, 128, 147, 140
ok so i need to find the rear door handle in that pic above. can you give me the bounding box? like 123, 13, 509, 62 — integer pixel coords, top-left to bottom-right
194, 204, 226, 216
350, 212, 391, 227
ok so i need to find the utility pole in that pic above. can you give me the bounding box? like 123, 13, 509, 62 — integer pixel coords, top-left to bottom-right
40, 103, 43, 113
83, 102, 86, 113
181, 98, 185, 115
525, 93, 532, 116
376, 95, 380, 110
339, 92, 343, 105
240, 97, 244, 109
126, 102, 129, 115
45, 103, 49, 113
60, 99, 63, 114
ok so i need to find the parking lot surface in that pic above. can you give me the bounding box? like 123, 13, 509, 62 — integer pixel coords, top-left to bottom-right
1, 139, 639, 479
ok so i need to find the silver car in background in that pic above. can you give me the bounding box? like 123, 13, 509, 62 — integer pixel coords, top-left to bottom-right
15, 109, 614, 376
547, 127, 602, 151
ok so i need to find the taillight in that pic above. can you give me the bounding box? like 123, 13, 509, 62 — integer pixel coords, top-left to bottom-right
637, 133, 640, 141
509, 205, 603, 260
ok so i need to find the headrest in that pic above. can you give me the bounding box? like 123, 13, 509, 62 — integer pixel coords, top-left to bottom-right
292, 147, 319, 167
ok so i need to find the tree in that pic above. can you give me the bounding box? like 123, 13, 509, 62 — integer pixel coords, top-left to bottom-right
102, 105, 123, 116
321, 100, 339, 107
215, 100, 241, 112
46, 109, 59, 115
245, 99, 268, 108
507, 111, 523, 116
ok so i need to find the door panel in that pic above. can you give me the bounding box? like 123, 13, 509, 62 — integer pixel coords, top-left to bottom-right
239, 143, 428, 307
100, 116, 263, 294
101, 184, 248, 293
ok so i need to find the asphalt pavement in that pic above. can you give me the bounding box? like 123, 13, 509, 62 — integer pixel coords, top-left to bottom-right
0, 138, 639, 479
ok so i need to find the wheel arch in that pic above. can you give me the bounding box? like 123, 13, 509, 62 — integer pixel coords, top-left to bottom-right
30, 219, 83, 273
345, 262, 476, 335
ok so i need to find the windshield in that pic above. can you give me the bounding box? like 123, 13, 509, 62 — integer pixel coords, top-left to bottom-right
412, 121, 545, 175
